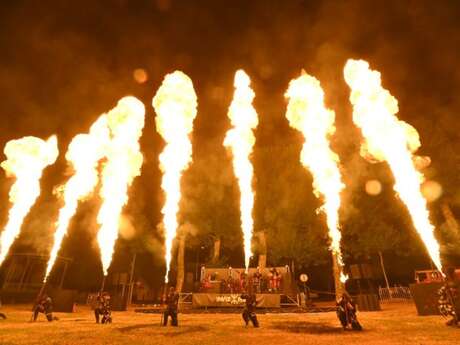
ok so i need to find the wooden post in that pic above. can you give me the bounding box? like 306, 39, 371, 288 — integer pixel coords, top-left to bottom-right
19, 257, 30, 291
378, 251, 391, 297
257, 231, 267, 271
212, 237, 221, 263
59, 261, 69, 289
127, 253, 137, 307
331, 252, 344, 299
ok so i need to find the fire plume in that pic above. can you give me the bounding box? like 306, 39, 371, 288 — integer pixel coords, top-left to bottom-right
224, 70, 258, 270
44, 116, 110, 280
344, 59, 442, 271
153, 72, 197, 282
96, 96, 145, 275
0, 136, 58, 265
285, 71, 347, 289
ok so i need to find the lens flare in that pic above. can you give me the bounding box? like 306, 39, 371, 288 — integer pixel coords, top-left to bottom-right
153, 71, 197, 282
224, 70, 259, 271
365, 179, 382, 196
344, 59, 442, 271
285, 71, 347, 291
0, 136, 58, 265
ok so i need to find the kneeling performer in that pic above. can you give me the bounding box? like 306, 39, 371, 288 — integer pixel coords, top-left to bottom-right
95, 292, 112, 324
241, 290, 259, 327
33, 294, 54, 322
336, 292, 362, 330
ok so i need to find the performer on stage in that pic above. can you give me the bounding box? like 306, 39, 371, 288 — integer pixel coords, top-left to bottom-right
252, 267, 262, 294
239, 271, 247, 292
336, 292, 362, 330
32, 294, 54, 322
241, 290, 259, 327
163, 287, 179, 327
438, 266, 460, 327
269, 267, 281, 293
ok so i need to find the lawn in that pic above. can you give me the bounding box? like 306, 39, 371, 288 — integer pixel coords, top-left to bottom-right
0, 302, 457, 345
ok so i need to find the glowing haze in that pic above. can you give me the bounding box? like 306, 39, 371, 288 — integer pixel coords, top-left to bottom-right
0, 136, 58, 265
153, 71, 197, 282
224, 70, 259, 270
285, 71, 347, 289
96, 96, 145, 275
344, 59, 442, 271
44, 116, 110, 280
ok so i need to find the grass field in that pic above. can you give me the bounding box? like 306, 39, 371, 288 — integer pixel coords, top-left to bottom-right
0, 302, 458, 345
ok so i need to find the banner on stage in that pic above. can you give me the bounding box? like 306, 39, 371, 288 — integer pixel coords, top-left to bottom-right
192, 293, 280, 308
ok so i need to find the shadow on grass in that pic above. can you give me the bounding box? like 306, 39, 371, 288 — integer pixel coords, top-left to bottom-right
117, 324, 209, 336
163, 325, 209, 337
117, 324, 155, 333
271, 321, 344, 334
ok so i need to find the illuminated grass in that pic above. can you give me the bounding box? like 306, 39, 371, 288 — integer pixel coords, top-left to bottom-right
0, 303, 456, 345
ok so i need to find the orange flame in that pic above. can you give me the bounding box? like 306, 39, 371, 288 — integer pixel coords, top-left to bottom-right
153, 72, 197, 282
344, 59, 442, 271
44, 116, 110, 280
285, 71, 347, 285
96, 96, 145, 275
224, 70, 258, 270
0, 136, 58, 265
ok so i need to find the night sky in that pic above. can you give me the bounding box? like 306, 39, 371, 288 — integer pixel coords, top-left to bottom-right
1, 0, 460, 291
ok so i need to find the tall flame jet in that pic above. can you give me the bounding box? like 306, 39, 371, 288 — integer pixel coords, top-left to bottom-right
0, 136, 58, 265
153, 72, 197, 282
344, 59, 442, 271
96, 96, 145, 275
285, 71, 347, 295
224, 70, 259, 270
44, 116, 110, 280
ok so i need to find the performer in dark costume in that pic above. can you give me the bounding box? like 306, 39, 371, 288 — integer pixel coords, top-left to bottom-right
336, 292, 362, 330
33, 294, 54, 322
95, 292, 112, 324
438, 266, 460, 327
252, 267, 262, 294
241, 291, 259, 327
0, 298, 6, 320
163, 287, 179, 326
239, 271, 247, 292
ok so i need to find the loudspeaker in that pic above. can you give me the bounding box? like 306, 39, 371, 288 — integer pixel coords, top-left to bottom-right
111, 293, 127, 311
355, 294, 381, 311
409, 282, 443, 316
49, 288, 77, 312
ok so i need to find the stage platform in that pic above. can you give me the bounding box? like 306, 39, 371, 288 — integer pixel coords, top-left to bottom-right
134, 298, 336, 314
132, 292, 340, 313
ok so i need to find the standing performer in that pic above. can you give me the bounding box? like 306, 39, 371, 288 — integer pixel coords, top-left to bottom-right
438, 266, 460, 326
239, 271, 247, 292
252, 267, 262, 294
32, 294, 54, 322
162, 287, 179, 326
336, 292, 362, 330
270, 268, 281, 293
94, 292, 112, 324
241, 290, 259, 327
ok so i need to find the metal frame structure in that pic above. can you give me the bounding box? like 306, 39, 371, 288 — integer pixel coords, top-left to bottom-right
1, 253, 72, 292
